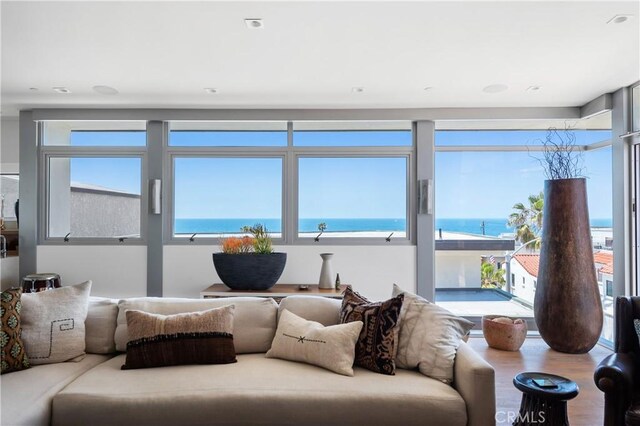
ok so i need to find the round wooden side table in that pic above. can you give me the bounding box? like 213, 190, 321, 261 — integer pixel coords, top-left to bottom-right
512, 372, 579, 426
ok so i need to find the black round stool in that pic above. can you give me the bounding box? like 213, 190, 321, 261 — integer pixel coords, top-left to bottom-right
513, 372, 579, 426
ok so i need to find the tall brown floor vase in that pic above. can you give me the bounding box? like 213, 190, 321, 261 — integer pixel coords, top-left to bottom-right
534, 178, 603, 354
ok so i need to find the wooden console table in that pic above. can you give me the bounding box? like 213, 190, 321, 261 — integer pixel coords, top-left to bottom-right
200, 284, 349, 302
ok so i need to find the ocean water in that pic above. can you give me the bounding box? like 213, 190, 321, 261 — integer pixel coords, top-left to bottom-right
175, 218, 613, 236
175, 218, 406, 234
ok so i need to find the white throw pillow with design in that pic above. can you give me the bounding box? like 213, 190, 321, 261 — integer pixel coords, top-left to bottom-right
392, 284, 474, 383
266, 309, 363, 376
21, 281, 92, 365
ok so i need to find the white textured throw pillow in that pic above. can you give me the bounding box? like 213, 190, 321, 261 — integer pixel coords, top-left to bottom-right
21, 281, 92, 365
392, 284, 474, 383
266, 309, 363, 376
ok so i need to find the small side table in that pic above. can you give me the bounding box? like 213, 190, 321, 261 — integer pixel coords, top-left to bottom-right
513, 372, 579, 426
201, 284, 350, 302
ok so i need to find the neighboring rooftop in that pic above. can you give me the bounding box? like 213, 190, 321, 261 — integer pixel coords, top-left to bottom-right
436, 231, 515, 251
594, 250, 613, 266
70, 181, 140, 198
514, 250, 614, 278
513, 254, 540, 278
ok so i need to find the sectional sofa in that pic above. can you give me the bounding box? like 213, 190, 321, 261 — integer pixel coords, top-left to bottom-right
1, 295, 496, 426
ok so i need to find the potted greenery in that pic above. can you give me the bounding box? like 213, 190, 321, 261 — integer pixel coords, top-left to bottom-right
212, 224, 287, 290
534, 126, 603, 354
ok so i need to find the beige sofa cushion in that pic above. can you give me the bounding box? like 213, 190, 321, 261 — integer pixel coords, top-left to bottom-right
115, 297, 277, 353
85, 297, 118, 354
277, 295, 341, 326
21, 281, 92, 365
266, 309, 362, 376
1, 354, 111, 426
52, 353, 467, 426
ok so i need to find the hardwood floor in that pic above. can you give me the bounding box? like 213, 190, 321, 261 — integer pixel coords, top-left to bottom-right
467, 336, 612, 426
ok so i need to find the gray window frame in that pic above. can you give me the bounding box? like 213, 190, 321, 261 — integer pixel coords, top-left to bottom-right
38, 123, 148, 245
166, 150, 288, 245
292, 152, 414, 246
165, 121, 416, 246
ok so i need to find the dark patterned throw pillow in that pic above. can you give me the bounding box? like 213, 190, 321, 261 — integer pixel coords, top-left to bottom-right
1, 288, 30, 374
339, 287, 403, 375
122, 305, 237, 370
634, 319, 640, 347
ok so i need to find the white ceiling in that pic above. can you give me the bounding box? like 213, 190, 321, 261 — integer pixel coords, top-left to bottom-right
1, 1, 639, 116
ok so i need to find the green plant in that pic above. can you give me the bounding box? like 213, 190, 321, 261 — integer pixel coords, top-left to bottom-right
481, 262, 506, 289
240, 223, 273, 254
508, 192, 543, 248
314, 222, 327, 242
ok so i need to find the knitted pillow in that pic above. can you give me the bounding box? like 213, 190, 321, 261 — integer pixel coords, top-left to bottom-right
339, 287, 403, 375
1, 288, 30, 374
122, 305, 237, 370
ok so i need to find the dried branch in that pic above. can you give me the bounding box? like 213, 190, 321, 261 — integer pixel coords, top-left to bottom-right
534, 124, 584, 179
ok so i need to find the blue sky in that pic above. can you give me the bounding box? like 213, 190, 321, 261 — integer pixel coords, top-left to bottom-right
68, 129, 613, 220
435, 131, 612, 219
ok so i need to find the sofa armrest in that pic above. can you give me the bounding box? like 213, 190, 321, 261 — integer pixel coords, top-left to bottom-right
453, 342, 496, 426
594, 352, 637, 426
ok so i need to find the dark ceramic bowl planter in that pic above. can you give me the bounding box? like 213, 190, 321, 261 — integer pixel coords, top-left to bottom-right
212, 252, 287, 290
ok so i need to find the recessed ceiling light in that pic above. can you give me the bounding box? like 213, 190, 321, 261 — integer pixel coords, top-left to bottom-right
423, 86, 433, 91
483, 84, 508, 94
245, 19, 264, 29
527, 86, 542, 92
93, 85, 119, 95
29, 87, 38, 91
53, 87, 71, 94
607, 14, 633, 24
204, 88, 219, 94
352, 87, 365, 93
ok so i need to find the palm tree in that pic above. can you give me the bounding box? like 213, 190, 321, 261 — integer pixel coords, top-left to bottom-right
508, 191, 543, 247
481, 262, 506, 289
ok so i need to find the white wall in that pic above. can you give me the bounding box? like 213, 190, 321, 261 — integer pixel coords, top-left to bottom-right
435, 250, 505, 289
37, 246, 147, 297
164, 245, 416, 301
34, 244, 415, 300
0, 117, 19, 173
0, 257, 20, 290
510, 261, 536, 304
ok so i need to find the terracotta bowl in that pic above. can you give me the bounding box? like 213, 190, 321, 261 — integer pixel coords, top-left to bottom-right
482, 315, 527, 351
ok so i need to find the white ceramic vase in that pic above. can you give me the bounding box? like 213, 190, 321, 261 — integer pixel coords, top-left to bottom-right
318, 253, 334, 289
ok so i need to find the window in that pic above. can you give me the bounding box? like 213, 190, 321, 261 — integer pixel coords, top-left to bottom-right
41, 121, 147, 242
169, 121, 287, 147
47, 157, 142, 238
1, 174, 19, 221
433, 119, 613, 329
173, 157, 283, 238
293, 121, 412, 147
605, 280, 613, 297
167, 121, 414, 243
633, 84, 640, 132
43, 121, 146, 146
297, 157, 408, 239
